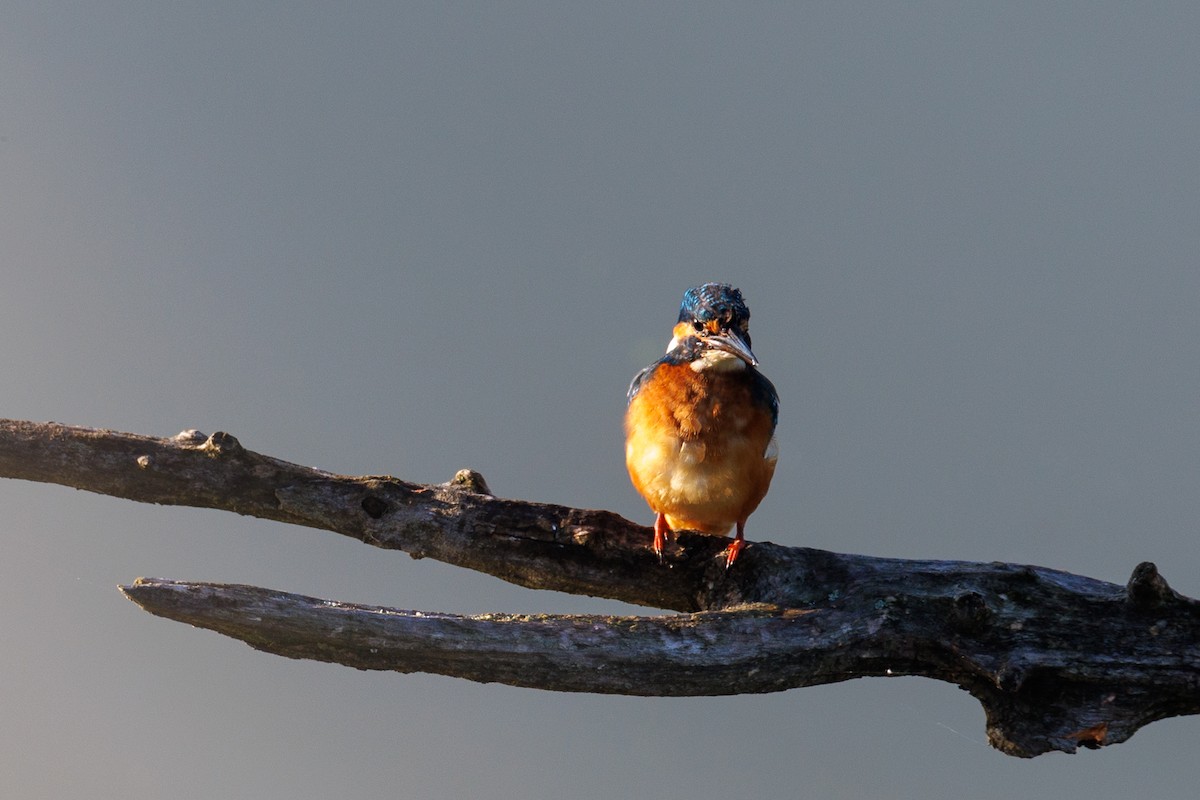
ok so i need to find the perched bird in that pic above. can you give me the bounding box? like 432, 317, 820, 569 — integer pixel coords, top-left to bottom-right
624, 283, 779, 567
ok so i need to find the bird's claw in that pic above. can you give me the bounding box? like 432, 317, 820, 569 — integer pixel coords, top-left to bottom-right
652, 513, 670, 563
722, 537, 746, 569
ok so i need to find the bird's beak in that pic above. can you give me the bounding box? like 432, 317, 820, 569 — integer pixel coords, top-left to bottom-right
706, 329, 758, 366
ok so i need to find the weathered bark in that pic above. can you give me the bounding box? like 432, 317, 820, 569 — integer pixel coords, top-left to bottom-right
2, 419, 1198, 757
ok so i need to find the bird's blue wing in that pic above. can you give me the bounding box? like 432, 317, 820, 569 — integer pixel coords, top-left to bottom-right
626, 362, 660, 405
751, 369, 780, 429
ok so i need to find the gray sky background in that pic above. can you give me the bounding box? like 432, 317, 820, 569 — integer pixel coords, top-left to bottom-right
3, 3, 1199, 797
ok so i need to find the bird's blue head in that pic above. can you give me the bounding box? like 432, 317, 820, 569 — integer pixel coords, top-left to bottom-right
670, 283, 757, 366
678, 284, 751, 333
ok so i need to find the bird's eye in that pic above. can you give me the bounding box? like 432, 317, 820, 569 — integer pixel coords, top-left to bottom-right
692, 321, 705, 332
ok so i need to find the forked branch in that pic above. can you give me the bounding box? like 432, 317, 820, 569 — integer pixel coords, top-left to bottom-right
2, 419, 1198, 757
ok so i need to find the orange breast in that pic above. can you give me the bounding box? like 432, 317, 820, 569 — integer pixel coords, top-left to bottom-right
625, 363, 777, 535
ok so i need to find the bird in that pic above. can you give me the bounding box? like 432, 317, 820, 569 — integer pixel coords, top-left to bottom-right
624, 283, 779, 568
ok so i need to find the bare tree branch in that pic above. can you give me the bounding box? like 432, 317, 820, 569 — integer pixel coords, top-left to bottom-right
0, 419, 717, 611
120, 579, 817, 695
4, 419, 1200, 757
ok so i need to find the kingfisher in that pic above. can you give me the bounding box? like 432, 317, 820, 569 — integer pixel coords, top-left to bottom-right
624, 283, 779, 568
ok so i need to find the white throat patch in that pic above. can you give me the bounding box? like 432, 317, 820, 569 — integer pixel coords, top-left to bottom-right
690, 349, 746, 373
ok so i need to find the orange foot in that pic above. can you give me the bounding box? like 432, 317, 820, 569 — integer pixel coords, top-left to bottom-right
721, 522, 747, 569
652, 512, 671, 561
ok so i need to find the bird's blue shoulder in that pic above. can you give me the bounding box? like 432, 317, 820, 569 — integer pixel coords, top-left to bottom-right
750, 368, 780, 429
626, 338, 706, 404
626, 362, 661, 404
